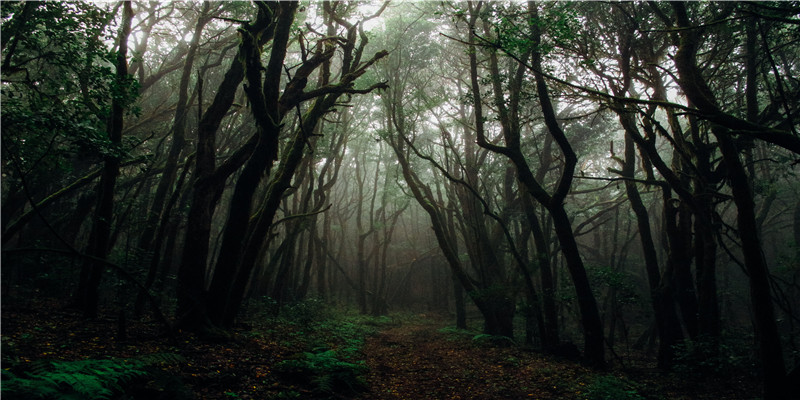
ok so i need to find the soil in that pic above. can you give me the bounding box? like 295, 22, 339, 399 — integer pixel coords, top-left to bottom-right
1, 295, 762, 399
356, 318, 761, 400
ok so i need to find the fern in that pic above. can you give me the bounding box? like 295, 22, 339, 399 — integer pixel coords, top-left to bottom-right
275, 349, 367, 395
1, 353, 183, 400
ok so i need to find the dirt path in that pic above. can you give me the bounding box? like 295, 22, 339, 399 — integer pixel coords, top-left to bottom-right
354, 318, 762, 400
356, 320, 592, 400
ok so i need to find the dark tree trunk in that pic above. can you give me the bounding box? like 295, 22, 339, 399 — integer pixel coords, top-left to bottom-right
207, 2, 389, 327
175, 48, 246, 330
74, 1, 133, 318
134, 156, 192, 317
716, 128, 788, 397
354, 152, 372, 315
477, 298, 516, 337
175, 4, 277, 329
694, 214, 720, 343
272, 231, 299, 305
670, 3, 788, 395
464, 2, 604, 365
523, 193, 559, 350
548, 206, 605, 366
453, 273, 467, 329
206, 1, 297, 327
673, 201, 699, 339
131, 12, 207, 312
317, 215, 331, 300
296, 228, 315, 301
618, 122, 684, 367
138, 3, 211, 254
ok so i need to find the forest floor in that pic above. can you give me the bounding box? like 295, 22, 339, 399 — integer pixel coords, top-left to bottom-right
356, 319, 761, 400
1, 293, 762, 399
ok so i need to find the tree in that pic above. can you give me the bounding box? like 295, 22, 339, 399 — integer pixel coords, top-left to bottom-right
74, 0, 134, 317
669, 3, 791, 396
197, 1, 389, 329
2, 1, 125, 247
133, 1, 217, 317
466, 1, 605, 366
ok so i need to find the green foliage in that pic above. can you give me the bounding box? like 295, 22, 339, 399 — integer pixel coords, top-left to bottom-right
255, 299, 401, 396
1, 353, 184, 400
437, 326, 477, 341
468, 284, 513, 304
471, 333, 517, 348
271, 390, 301, 399
1, 1, 140, 195
587, 266, 641, 306
671, 334, 756, 377
310, 315, 385, 358
257, 298, 392, 359
492, 2, 580, 57
274, 350, 367, 395
279, 297, 330, 326
583, 375, 645, 400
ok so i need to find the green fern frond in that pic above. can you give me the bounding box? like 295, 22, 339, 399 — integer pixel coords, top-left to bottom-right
1, 353, 184, 400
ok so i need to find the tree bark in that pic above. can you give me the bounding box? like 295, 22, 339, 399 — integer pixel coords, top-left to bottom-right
139, 3, 212, 253
74, 1, 133, 317
466, 1, 604, 365
175, 5, 277, 328
205, 1, 297, 327
618, 117, 684, 367
670, 3, 788, 396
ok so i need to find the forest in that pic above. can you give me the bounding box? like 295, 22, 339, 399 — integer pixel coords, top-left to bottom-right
2, 1, 799, 399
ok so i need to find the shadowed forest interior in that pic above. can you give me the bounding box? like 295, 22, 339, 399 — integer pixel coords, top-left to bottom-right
2, 1, 800, 399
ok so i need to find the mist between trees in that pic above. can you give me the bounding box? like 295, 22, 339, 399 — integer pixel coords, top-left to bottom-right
2, 1, 799, 398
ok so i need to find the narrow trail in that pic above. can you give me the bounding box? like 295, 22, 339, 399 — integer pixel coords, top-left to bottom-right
356, 319, 591, 400
353, 317, 761, 400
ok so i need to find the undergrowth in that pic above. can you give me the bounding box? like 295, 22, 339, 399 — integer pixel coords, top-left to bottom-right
1, 353, 185, 400
671, 332, 757, 378
471, 333, 517, 347
584, 375, 646, 400
253, 298, 397, 398
437, 326, 478, 341
274, 349, 368, 395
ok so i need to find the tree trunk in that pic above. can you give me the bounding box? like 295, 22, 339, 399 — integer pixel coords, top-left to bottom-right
670, 3, 788, 395
716, 126, 787, 397
453, 273, 467, 330
74, 1, 133, 317
523, 193, 559, 350
206, 2, 296, 327
175, 4, 277, 329
549, 206, 605, 366
209, 3, 389, 327
465, 2, 604, 365
138, 3, 211, 254
611, 100, 684, 366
